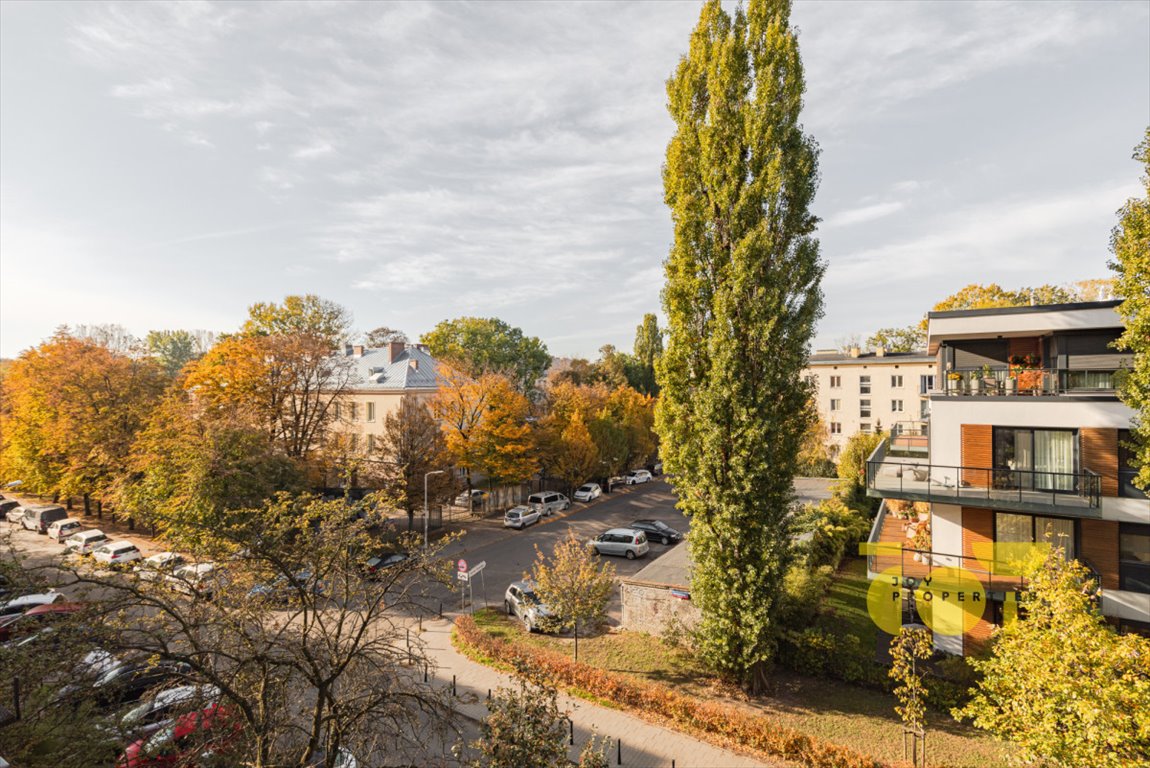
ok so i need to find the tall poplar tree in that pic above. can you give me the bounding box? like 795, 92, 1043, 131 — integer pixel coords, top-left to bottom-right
657, 0, 823, 692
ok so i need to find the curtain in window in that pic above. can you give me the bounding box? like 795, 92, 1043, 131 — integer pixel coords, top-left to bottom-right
1034, 430, 1075, 491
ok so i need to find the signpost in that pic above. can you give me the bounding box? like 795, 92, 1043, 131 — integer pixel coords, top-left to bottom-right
457, 560, 487, 611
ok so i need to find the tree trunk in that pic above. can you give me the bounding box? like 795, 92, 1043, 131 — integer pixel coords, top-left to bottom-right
83, 493, 91, 517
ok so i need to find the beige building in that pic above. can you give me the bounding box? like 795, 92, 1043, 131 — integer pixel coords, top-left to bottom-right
804, 348, 936, 457
332, 341, 440, 455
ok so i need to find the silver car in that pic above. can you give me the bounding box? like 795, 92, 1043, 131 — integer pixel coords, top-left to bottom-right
527, 492, 570, 516
589, 528, 650, 560
504, 580, 555, 632
503, 506, 541, 529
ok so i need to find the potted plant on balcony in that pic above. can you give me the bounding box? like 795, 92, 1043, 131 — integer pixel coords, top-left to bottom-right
910, 522, 931, 564
969, 370, 982, 395
946, 371, 962, 394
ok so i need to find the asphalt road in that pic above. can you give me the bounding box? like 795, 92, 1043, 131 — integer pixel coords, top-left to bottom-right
426, 479, 689, 621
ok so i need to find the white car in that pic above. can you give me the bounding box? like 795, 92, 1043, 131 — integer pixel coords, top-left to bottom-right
5, 506, 25, 524
503, 506, 541, 529
92, 541, 143, 567
112, 683, 220, 742
64, 530, 110, 556
166, 563, 220, 598
589, 528, 650, 560
47, 518, 83, 541
625, 469, 653, 485
135, 552, 187, 581
573, 483, 602, 503
0, 591, 63, 620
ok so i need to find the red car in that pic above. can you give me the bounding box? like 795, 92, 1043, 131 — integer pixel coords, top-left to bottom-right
0, 602, 82, 643
117, 704, 240, 767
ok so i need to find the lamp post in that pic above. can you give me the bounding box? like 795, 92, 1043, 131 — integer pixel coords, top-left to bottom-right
423, 470, 446, 548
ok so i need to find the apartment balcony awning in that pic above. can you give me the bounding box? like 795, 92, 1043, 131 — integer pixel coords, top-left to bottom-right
865, 439, 1102, 517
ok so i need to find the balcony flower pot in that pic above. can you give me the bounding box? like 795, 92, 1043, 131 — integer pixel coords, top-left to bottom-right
1005, 376, 1016, 395
970, 377, 982, 395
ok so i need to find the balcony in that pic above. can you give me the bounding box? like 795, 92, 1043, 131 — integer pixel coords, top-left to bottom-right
865, 440, 1102, 516
937, 368, 1120, 398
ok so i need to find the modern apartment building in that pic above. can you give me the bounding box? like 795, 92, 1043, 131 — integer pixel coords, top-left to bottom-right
863, 300, 1149, 654
805, 349, 936, 457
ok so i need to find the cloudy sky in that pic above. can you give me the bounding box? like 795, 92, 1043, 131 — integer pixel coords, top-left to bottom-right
2, 1, 1147, 359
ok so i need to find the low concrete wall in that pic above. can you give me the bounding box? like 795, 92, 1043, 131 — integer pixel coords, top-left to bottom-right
620, 580, 701, 639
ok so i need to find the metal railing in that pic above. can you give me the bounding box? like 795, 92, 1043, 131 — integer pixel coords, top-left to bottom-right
866, 441, 1101, 510
938, 368, 1120, 397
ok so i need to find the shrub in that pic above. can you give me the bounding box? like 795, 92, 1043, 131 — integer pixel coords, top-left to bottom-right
455, 616, 886, 768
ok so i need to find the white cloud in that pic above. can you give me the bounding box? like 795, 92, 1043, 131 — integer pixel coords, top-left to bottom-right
292, 139, 335, 159
824, 201, 906, 229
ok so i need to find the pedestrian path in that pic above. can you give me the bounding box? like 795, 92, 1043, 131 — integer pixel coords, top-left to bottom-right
419, 617, 781, 768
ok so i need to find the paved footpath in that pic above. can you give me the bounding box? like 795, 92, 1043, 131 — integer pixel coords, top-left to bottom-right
420, 617, 782, 768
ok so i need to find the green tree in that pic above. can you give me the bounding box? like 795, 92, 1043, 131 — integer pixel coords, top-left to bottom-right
471, 674, 569, 768
146, 329, 201, 377
1111, 128, 1150, 490
889, 626, 933, 766
866, 325, 925, 353
363, 326, 407, 346
376, 395, 453, 530
657, 0, 823, 692
242, 293, 353, 346
834, 429, 884, 512
421, 317, 550, 394
957, 551, 1150, 767
632, 313, 664, 395
530, 530, 615, 661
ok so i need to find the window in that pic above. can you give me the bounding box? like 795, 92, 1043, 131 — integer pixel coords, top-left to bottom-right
995, 512, 1076, 561
993, 427, 1078, 492
830, 399, 841, 411
367, 434, 376, 451
860, 399, 871, 418
860, 423, 872, 433
830, 375, 841, 388
367, 402, 376, 422
334, 403, 342, 420
830, 422, 842, 434
919, 374, 935, 394
1119, 523, 1150, 594
859, 376, 871, 394
891, 399, 903, 412
1119, 430, 1147, 499
349, 403, 358, 422
891, 375, 903, 388
350, 434, 359, 451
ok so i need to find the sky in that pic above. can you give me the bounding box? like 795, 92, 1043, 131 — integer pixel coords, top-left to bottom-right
1, 0, 1148, 359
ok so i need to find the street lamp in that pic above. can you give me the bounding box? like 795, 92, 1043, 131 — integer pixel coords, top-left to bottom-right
423, 470, 446, 548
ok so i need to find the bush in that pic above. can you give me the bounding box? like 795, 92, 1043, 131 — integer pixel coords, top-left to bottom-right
778, 628, 886, 687
778, 563, 833, 628
454, 616, 886, 768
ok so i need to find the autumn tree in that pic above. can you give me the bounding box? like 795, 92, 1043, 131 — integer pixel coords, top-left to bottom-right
146, 329, 202, 377
957, 552, 1150, 767
658, 0, 823, 691
421, 316, 550, 394
363, 326, 408, 346
1111, 128, 1150, 490
796, 400, 835, 477
0, 330, 167, 502
632, 313, 664, 396
71, 323, 141, 355
537, 383, 602, 491
243, 293, 353, 346
530, 530, 615, 661
834, 429, 885, 513
865, 325, 925, 353
376, 395, 454, 530
889, 626, 932, 767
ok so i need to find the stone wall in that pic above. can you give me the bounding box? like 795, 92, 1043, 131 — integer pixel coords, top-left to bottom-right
620, 580, 701, 639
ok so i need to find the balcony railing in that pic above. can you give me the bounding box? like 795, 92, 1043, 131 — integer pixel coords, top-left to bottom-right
865, 439, 1101, 514
938, 368, 1120, 397
890, 421, 929, 457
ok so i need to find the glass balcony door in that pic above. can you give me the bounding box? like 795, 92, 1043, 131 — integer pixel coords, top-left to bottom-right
994, 428, 1078, 493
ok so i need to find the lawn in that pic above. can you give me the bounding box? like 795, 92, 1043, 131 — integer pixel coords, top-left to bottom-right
471, 603, 1009, 768
816, 556, 879, 651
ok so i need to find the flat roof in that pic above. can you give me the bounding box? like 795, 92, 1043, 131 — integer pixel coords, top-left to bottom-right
927, 299, 1122, 320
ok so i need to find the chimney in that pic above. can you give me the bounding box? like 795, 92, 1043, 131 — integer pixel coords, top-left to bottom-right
352, 345, 365, 357
409, 358, 419, 371
849, 346, 861, 358
343, 344, 353, 357
387, 340, 406, 364
875, 346, 885, 358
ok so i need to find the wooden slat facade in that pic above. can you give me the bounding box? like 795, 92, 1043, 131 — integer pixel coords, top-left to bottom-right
961, 508, 997, 655
961, 424, 993, 487
1081, 427, 1119, 497
1079, 518, 1120, 590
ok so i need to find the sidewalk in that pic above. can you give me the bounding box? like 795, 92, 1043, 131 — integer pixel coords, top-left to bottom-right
419, 616, 781, 768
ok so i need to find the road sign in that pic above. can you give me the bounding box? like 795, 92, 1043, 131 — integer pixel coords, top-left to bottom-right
468, 561, 486, 576
457, 559, 468, 573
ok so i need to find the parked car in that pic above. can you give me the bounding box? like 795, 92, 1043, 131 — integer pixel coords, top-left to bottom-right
0, 602, 83, 644
47, 518, 83, 541
22, 504, 68, 534
629, 519, 684, 545
304, 748, 359, 768
454, 489, 488, 507
527, 492, 570, 516
65, 529, 110, 555
503, 505, 541, 529
573, 483, 602, 503
589, 528, 649, 560
116, 704, 239, 768
504, 580, 555, 632
63, 655, 193, 711
0, 590, 64, 620
4, 505, 25, 524
166, 563, 220, 599
110, 683, 221, 744
135, 553, 187, 582
248, 570, 326, 602
93, 541, 144, 567
364, 551, 409, 578
0, 500, 20, 518
624, 469, 653, 485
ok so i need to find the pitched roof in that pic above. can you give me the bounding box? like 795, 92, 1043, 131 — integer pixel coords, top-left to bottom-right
345, 345, 440, 391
